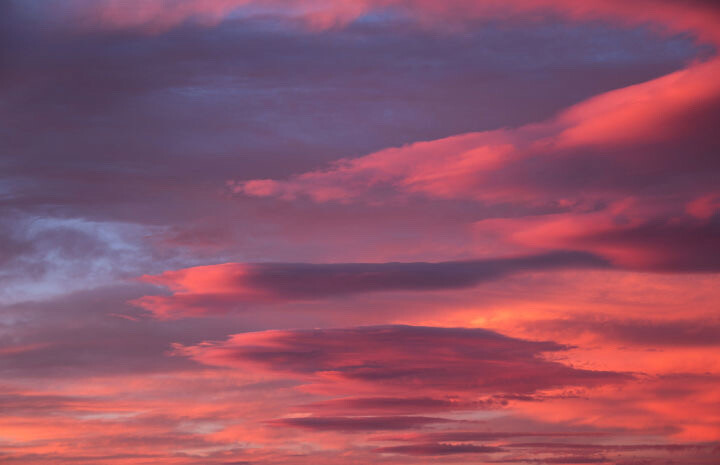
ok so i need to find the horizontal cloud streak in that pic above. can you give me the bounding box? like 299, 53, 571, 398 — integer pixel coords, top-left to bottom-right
475, 203, 720, 272
176, 325, 630, 397
233, 59, 720, 207
135, 251, 608, 318
375, 443, 504, 456
528, 317, 720, 347
32, 0, 720, 44
269, 415, 452, 431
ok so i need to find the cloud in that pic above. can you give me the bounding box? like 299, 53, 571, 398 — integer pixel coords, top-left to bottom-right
473, 200, 720, 272
269, 415, 452, 431
560, 218, 720, 272
538, 457, 609, 464
375, 442, 504, 456
2, 0, 720, 463
371, 436, 718, 460
216, 1, 720, 280
0, 284, 246, 379
506, 443, 709, 452
299, 396, 486, 414
28, 0, 720, 44
176, 325, 629, 398
134, 251, 607, 318
374, 431, 612, 442
527, 317, 720, 347
232, 58, 720, 208
32, 0, 374, 33
6, 5, 696, 271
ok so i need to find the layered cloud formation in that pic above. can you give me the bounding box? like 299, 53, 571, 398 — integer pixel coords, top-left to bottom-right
176, 325, 628, 395
2, 0, 719, 464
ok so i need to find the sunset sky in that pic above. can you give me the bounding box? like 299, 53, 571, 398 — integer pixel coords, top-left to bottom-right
1, 1, 720, 464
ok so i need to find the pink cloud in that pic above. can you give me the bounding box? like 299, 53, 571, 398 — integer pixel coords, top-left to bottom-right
4, 1, 720, 463
375, 442, 503, 456
175, 325, 629, 397
474, 197, 720, 272
48, 1, 720, 45
133, 252, 607, 318
268, 415, 453, 432
49, 0, 377, 33
231, 58, 720, 208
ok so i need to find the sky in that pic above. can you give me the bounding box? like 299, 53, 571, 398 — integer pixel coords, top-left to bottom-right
1, 0, 719, 464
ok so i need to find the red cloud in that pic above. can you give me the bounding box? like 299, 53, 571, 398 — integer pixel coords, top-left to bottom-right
231, 58, 720, 207
522, 317, 720, 347
133, 251, 606, 318
475, 198, 720, 272
48, 1, 720, 44
175, 325, 629, 398
375, 442, 504, 456
268, 415, 452, 431
215, 1, 720, 281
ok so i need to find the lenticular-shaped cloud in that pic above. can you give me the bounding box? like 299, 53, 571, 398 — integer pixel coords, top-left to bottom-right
176, 325, 630, 396
232, 58, 720, 207
134, 251, 607, 318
